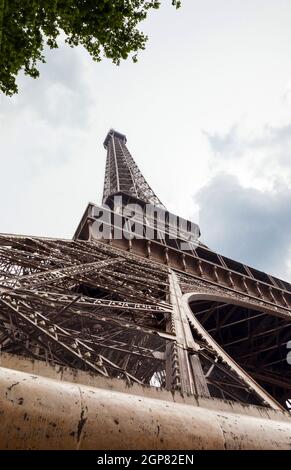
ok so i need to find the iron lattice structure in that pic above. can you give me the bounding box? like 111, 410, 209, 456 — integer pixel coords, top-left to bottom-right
0, 235, 169, 385
1, 129, 291, 413
102, 129, 165, 208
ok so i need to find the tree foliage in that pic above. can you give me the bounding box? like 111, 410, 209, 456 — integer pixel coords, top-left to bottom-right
0, 1, 181, 96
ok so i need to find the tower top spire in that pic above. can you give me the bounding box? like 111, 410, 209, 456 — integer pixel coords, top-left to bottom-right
103, 129, 127, 149
102, 129, 165, 208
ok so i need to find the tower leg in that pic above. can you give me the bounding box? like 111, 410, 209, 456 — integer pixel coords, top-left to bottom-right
167, 270, 209, 397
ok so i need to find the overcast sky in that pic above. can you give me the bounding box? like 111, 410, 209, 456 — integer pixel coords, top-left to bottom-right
1, 0, 291, 281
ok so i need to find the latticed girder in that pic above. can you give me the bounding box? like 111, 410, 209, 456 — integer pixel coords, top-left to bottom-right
0, 234, 170, 387
0, 233, 288, 410
102, 129, 165, 208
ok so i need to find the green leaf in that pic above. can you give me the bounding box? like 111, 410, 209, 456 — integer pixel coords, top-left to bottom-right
0, 0, 181, 96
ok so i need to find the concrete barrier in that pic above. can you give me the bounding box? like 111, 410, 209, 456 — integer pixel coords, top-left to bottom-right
1, 365, 291, 449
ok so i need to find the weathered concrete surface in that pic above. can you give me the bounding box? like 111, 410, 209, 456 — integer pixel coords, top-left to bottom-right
1, 364, 291, 450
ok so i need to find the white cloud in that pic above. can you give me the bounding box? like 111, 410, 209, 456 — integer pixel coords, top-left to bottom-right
204, 119, 291, 191
197, 174, 291, 281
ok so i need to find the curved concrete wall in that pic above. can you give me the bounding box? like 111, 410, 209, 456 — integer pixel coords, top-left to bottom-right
0, 366, 291, 449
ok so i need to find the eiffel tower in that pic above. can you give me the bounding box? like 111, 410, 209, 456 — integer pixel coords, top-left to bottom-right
0, 129, 291, 449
